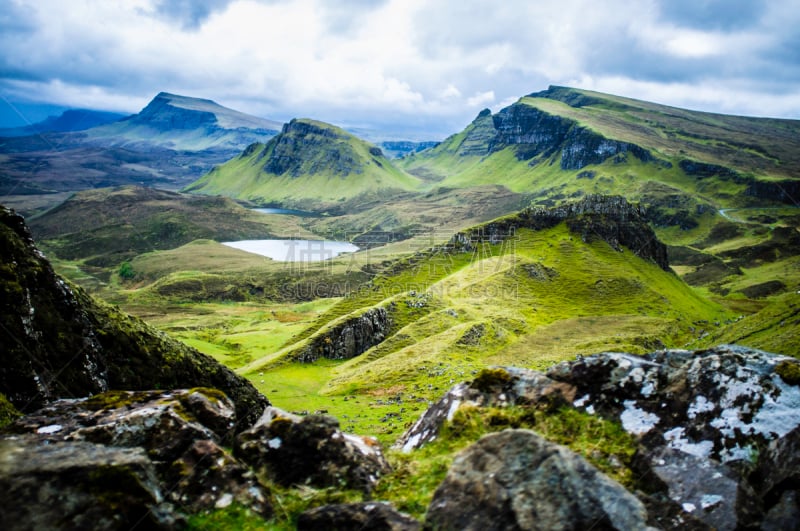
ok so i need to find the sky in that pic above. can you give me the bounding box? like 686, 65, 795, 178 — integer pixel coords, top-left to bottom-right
1, 0, 799, 139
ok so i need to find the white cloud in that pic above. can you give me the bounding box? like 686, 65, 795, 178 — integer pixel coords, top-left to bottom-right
0, 0, 798, 136
467, 90, 495, 107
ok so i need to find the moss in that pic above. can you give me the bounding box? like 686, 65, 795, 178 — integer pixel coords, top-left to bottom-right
83, 390, 145, 411
469, 368, 512, 393
186, 503, 272, 530
776, 360, 800, 386
0, 393, 22, 429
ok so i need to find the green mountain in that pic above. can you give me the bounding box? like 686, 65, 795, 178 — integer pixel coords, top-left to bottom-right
184, 118, 422, 212
402, 86, 800, 214
235, 196, 727, 437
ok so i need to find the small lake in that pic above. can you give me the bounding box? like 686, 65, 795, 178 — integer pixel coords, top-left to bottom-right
252, 207, 319, 217
222, 239, 359, 261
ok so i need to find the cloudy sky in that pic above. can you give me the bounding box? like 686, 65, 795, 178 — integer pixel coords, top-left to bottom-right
1, 0, 799, 138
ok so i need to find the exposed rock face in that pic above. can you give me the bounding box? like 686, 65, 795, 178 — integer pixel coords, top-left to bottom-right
298, 502, 421, 531
402, 345, 800, 530
235, 406, 391, 493
425, 430, 652, 531
1, 388, 271, 529
0, 438, 177, 531
0, 205, 268, 427
451, 195, 670, 270
476, 100, 653, 170
295, 307, 391, 362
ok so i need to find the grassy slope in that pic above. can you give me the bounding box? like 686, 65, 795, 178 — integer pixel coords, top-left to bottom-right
227, 224, 725, 442
185, 119, 422, 208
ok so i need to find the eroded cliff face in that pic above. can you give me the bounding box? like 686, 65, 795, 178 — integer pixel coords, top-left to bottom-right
0, 205, 268, 427
294, 307, 391, 362
452, 101, 654, 170
453, 195, 670, 270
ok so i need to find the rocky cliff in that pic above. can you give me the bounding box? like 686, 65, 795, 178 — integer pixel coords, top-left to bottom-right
294, 307, 392, 362
0, 205, 268, 426
453, 195, 670, 270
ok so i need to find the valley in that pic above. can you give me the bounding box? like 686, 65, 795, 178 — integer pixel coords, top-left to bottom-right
2, 85, 799, 529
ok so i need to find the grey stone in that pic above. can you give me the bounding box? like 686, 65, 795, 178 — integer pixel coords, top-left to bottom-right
236, 406, 391, 493
425, 429, 652, 531
0, 437, 179, 531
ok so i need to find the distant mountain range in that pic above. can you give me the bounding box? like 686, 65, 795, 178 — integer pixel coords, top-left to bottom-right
0, 92, 282, 194
0, 109, 127, 137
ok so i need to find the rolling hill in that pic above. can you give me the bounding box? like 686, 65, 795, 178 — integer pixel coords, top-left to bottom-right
184, 118, 422, 212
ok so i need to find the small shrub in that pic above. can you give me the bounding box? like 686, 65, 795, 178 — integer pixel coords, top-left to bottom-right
118, 261, 135, 280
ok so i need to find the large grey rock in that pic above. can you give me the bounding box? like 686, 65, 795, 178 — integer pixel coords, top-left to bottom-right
236, 406, 391, 493
5, 388, 272, 519
295, 307, 391, 362
0, 205, 269, 428
9, 388, 237, 458
298, 502, 421, 531
425, 429, 652, 531
0, 437, 179, 530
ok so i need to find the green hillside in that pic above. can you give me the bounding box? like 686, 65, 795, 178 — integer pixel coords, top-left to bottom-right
185, 118, 422, 211
402, 86, 800, 210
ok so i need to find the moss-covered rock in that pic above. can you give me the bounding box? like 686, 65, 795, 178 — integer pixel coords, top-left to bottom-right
0, 205, 268, 428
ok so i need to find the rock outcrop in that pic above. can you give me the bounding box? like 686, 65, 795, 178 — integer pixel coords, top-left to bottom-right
0, 388, 271, 530
294, 306, 391, 362
400, 345, 800, 530
488, 102, 653, 170
0, 205, 268, 427
451, 195, 670, 270
425, 430, 652, 531
235, 406, 391, 493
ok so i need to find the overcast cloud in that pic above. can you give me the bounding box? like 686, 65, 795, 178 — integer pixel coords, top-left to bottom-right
1, 0, 799, 138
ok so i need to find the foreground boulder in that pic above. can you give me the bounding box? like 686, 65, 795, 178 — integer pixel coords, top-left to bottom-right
1, 388, 271, 528
236, 406, 391, 493
298, 502, 421, 531
425, 430, 652, 531
401, 345, 800, 530
0, 438, 177, 531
